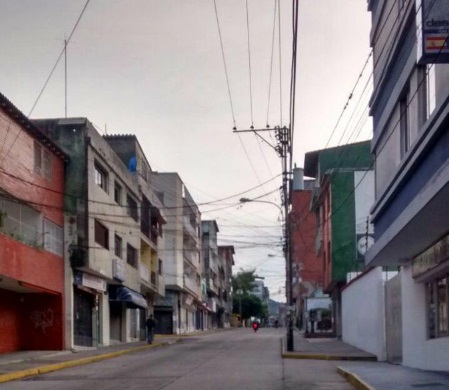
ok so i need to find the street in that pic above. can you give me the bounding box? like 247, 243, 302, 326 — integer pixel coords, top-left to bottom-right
2, 329, 353, 390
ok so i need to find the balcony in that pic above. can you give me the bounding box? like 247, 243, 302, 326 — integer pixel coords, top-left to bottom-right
183, 274, 199, 297
183, 248, 199, 270
139, 263, 157, 292
183, 215, 198, 241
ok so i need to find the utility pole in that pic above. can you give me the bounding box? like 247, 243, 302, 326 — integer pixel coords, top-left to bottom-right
234, 125, 293, 350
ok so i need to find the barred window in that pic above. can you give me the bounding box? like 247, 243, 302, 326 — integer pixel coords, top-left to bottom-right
44, 219, 63, 256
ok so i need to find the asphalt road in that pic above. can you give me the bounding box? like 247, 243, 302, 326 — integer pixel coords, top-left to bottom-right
2, 328, 354, 390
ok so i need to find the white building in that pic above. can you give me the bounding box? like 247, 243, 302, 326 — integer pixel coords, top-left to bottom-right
366, 0, 449, 371
152, 173, 202, 334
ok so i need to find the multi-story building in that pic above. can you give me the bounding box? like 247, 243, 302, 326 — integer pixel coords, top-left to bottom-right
0, 93, 67, 352
201, 220, 220, 329
35, 118, 158, 348
366, 0, 449, 370
304, 141, 374, 337
103, 135, 166, 314
218, 245, 235, 328
290, 167, 324, 329
152, 172, 202, 334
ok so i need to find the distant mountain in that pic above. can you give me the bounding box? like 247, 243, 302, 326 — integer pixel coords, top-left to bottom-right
268, 299, 281, 317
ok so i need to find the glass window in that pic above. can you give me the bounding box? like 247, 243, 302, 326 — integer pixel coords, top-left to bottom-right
43, 219, 63, 256
127, 244, 137, 268
399, 89, 411, 158
426, 64, 436, 119
34, 141, 42, 174
94, 220, 109, 249
437, 277, 448, 336
427, 276, 449, 338
114, 181, 122, 204
94, 163, 108, 193
43, 151, 51, 180
126, 194, 138, 221
114, 234, 122, 258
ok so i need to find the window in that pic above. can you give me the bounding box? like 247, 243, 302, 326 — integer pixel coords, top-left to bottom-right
427, 275, 449, 339
34, 141, 42, 174
34, 141, 52, 179
126, 194, 138, 221
114, 234, 122, 258
114, 181, 122, 204
43, 151, 51, 180
127, 244, 138, 268
158, 259, 163, 275
426, 64, 436, 120
94, 162, 108, 193
0, 195, 41, 246
43, 219, 63, 256
399, 89, 411, 158
94, 220, 109, 249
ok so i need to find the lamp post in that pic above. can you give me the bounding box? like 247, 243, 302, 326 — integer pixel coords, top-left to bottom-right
239, 197, 294, 351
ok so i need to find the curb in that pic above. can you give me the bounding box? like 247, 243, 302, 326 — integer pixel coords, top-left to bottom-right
280, 338, 376, 362
337, 367, 376, 390
0, 340, 177, 384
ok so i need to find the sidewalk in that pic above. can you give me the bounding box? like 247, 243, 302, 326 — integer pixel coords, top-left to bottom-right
0, 334, 182, 384
283, 330, 449, 389
282, 329, 377, 361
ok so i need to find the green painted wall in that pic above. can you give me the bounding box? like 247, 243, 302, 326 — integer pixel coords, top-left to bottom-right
331, 172, 356, 282
319, 141, 372, 178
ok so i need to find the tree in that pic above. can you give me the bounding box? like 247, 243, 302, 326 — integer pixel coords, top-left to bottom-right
232, 270, 268, 321
232, 270, 256, 295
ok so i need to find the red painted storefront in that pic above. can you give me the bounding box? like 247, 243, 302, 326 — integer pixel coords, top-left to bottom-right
0, 93, 66, 353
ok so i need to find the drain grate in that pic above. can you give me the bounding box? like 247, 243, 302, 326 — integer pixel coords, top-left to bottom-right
411, 383, 445, 388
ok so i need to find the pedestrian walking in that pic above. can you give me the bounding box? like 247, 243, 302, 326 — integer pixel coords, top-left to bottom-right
146, 314, 156, 344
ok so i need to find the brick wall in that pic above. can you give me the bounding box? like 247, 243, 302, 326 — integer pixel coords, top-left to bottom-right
0, 289, 21, 353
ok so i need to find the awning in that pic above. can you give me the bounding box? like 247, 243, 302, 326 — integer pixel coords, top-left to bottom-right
109, 286, 148, 309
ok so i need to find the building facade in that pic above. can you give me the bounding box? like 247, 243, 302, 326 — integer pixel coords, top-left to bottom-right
201, 220, 220, 329
0, 93, 67, 352
218, 245, 235, 328
152, 173, 202, 334
290, 172, 324, 330
35, 118, 159, 348
304, 141, 374, 337
366, 0, 449, 370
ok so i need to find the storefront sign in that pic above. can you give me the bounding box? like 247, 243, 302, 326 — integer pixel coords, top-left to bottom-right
412, 234, 449, 277
74, 271, 106, 292
417, 0, 449, 63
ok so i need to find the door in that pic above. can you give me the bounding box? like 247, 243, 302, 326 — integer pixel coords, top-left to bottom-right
74, 288, 94, 347
154, 309, 173, 334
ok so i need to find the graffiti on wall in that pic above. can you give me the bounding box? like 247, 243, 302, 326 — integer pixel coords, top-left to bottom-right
30, 309, 54, 333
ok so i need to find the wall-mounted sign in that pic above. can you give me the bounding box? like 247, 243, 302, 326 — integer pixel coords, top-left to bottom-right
412, 233, 449, 277
417, 0, 449, 63
74, 271, 106, 292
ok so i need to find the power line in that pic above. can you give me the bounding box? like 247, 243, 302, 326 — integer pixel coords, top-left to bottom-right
245, 0, 254, 127
212, 0, 237, 129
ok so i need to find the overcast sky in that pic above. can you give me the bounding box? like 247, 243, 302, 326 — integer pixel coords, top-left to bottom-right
0, 0, 372, 301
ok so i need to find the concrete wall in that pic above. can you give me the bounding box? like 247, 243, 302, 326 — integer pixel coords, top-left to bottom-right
342, 267, 386, 360
401, 265, 449, 371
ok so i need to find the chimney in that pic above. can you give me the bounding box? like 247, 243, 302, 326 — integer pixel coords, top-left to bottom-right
292, 164, 304, 190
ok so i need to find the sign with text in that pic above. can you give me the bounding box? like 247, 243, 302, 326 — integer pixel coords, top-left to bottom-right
417, 0, 449, 63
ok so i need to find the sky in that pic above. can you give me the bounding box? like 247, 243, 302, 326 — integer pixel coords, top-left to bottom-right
0, 0, 373, 301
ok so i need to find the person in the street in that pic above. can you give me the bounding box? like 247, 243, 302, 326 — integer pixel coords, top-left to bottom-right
146, 314, 156, 344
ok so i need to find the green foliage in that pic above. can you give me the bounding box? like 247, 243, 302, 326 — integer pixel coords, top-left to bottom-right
232, 270, 257, 294
233, 294, 267, 320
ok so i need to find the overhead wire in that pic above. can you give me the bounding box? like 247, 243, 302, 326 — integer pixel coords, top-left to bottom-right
245, 0, 254, 128
212, 0, 237, 129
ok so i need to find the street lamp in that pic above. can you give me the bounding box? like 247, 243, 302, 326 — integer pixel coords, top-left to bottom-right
239, 197, 294, 351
